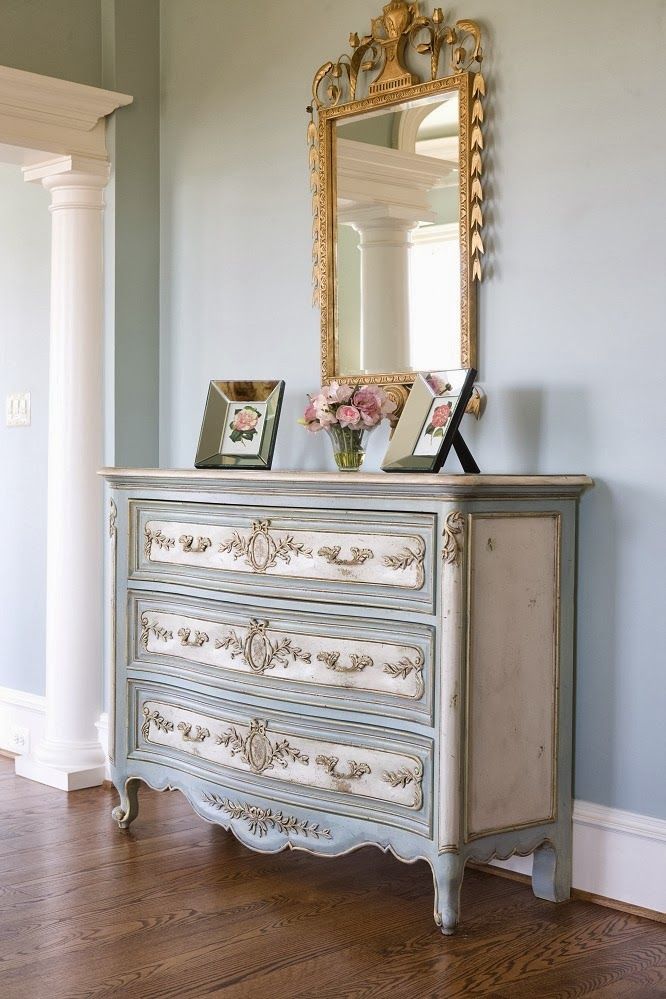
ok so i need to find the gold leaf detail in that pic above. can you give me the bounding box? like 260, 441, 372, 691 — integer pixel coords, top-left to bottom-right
473, 72, 486, 97
472, 258, 482, 282
472, 99, 484, 123
471, 203, 483, 228
471, 125, 484, 150
471, 151, 483, 176
471, 177, 483, 201
471, 231, 485, 256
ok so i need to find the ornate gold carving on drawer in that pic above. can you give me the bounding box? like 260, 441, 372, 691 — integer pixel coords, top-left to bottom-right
315, 755, 371, 780
202, 794, 332, 840
141, 707, 173, 740
382, 763, 424, 810
138, 609, 429, 703
138, 699, 426, 811
215, 619, 311, 673
316, 651, 373, 673
179, 535, 212, 553
141, 513, 430, 592
216, 718, 310, 774
382, 537, 426, 587
144, 527, 175, 558
219, 519, 313, 573
318, 545, 373, 566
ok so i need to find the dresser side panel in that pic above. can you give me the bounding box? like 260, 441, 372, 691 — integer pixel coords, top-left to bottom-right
466, 513, 560, 839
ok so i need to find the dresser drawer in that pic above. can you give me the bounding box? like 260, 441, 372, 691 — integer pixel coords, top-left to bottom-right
130, 591, 434, 723
128, 681, 431, 831
130, 500, 436, 612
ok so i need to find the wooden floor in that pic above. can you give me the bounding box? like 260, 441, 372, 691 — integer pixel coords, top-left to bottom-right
0, 759, 663, 998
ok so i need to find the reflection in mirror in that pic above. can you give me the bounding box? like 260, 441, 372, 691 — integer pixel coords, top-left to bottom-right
336, 91, 460, 377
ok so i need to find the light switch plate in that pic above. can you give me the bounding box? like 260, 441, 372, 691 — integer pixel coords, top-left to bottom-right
6, 392, 31, 427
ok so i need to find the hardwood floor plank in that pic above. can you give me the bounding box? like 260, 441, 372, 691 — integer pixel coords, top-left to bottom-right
0, 759, 662, 999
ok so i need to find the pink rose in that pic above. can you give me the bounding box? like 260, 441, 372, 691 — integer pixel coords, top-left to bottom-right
303, 402, 317, 423
324, 381, 353, 404
337, 405, 361, 428
430, 403, 452, 428
232, 408, 259, 432
352, 386, 396, 426
312, 393, 337, 427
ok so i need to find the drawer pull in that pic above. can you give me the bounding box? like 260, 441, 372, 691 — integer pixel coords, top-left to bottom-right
177, 722, 210, 743
316, 651, 373, 673
216, 718, 310, 774
178, 627, 209, 648
215, 619, 311, 673
383, 654, 425, 700
315, 755, 371, 781
382, 763, 424, 810
141, 706, 174, 740
317, 545, 374, 566
179, 535, 212, 554
140, 615, 173, 649
202, 794, 332, 840
144, 526, 175, 559
219, 519, 313, 573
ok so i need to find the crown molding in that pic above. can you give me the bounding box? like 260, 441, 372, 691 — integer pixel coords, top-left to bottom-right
0, 64, 132, 164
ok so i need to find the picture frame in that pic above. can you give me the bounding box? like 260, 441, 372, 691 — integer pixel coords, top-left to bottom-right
195, 380, 284, 469
381, 368, 478, 473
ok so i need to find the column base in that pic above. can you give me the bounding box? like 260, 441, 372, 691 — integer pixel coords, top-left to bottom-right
15, 755, 105, 791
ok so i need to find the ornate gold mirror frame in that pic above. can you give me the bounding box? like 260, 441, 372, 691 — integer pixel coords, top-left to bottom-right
308, 2, 486, 416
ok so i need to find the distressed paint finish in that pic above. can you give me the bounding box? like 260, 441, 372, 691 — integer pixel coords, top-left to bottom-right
103, 469, 591, 933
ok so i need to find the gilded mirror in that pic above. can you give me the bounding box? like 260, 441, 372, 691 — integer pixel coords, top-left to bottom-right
309, 2, 485, 411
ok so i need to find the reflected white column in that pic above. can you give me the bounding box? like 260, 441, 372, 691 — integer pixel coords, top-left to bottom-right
342, 205, 426, 373
16, 156, 109, 791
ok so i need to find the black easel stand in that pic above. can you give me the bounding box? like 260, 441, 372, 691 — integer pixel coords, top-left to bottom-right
452, 430, 480, 473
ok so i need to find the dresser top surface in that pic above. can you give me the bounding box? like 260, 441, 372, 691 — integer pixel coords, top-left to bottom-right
101, 468, 593, 498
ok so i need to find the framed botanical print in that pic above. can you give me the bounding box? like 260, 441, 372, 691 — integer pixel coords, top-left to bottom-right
382, 369, 478, 473
195, 380, 284, 469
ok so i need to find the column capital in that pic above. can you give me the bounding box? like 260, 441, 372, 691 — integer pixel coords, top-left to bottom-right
22, 154, 110, 187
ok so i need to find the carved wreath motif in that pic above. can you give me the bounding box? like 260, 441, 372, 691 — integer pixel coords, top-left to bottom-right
203, 794, 332, 840
144, 525, 175, 559
216, 718, 309, 775
317, 545, 374, 566
442, 510, 465, 566
317, 651, 374, 673
219, 520, 313, 573
383, 653, 425, 699
140, 614, 173, 650
215, 619, 311, 674
315, 755, 372, 781
382, 762, 424, 810
141, 706, 174, 741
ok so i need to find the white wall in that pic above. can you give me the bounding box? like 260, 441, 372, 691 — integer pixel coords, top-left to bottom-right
159, 0, 666, 819
0, 163, 50, 696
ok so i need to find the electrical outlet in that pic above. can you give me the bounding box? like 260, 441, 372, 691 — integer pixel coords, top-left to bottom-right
6, 392, 31, 427
10, 726, 30, 755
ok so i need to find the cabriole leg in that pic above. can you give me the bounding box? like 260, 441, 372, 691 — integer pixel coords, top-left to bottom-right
532, 839, 571, 902
432, 853, 464, 935
112, 778, 141, 830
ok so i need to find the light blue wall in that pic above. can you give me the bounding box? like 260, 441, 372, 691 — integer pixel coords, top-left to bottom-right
0, 165, 50, 696
159, 0, 666, 820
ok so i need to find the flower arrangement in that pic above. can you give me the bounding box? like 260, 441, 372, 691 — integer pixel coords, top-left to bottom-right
300, 382, 396, 470
300, 382, 396, 433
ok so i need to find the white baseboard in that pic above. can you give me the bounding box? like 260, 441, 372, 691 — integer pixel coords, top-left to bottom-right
0, 687, 110, 780
0, 685, 46, 756
491, 800, 666, 914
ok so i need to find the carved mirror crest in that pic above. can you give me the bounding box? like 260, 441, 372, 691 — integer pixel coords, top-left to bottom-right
308, 2, 486, 414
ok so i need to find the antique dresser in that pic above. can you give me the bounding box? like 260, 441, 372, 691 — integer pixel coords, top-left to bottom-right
103, 469, 591, 933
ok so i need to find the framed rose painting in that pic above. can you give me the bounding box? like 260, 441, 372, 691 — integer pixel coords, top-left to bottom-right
195, 381, 284, 469
382, 368, 477, 473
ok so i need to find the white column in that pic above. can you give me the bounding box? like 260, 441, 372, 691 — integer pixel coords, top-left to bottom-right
16, 157, 109, 791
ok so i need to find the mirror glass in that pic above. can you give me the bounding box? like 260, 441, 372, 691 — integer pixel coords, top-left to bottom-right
335, 90, 460, 377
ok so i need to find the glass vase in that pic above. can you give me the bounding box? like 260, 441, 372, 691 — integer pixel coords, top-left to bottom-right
325, 424, 371, 471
